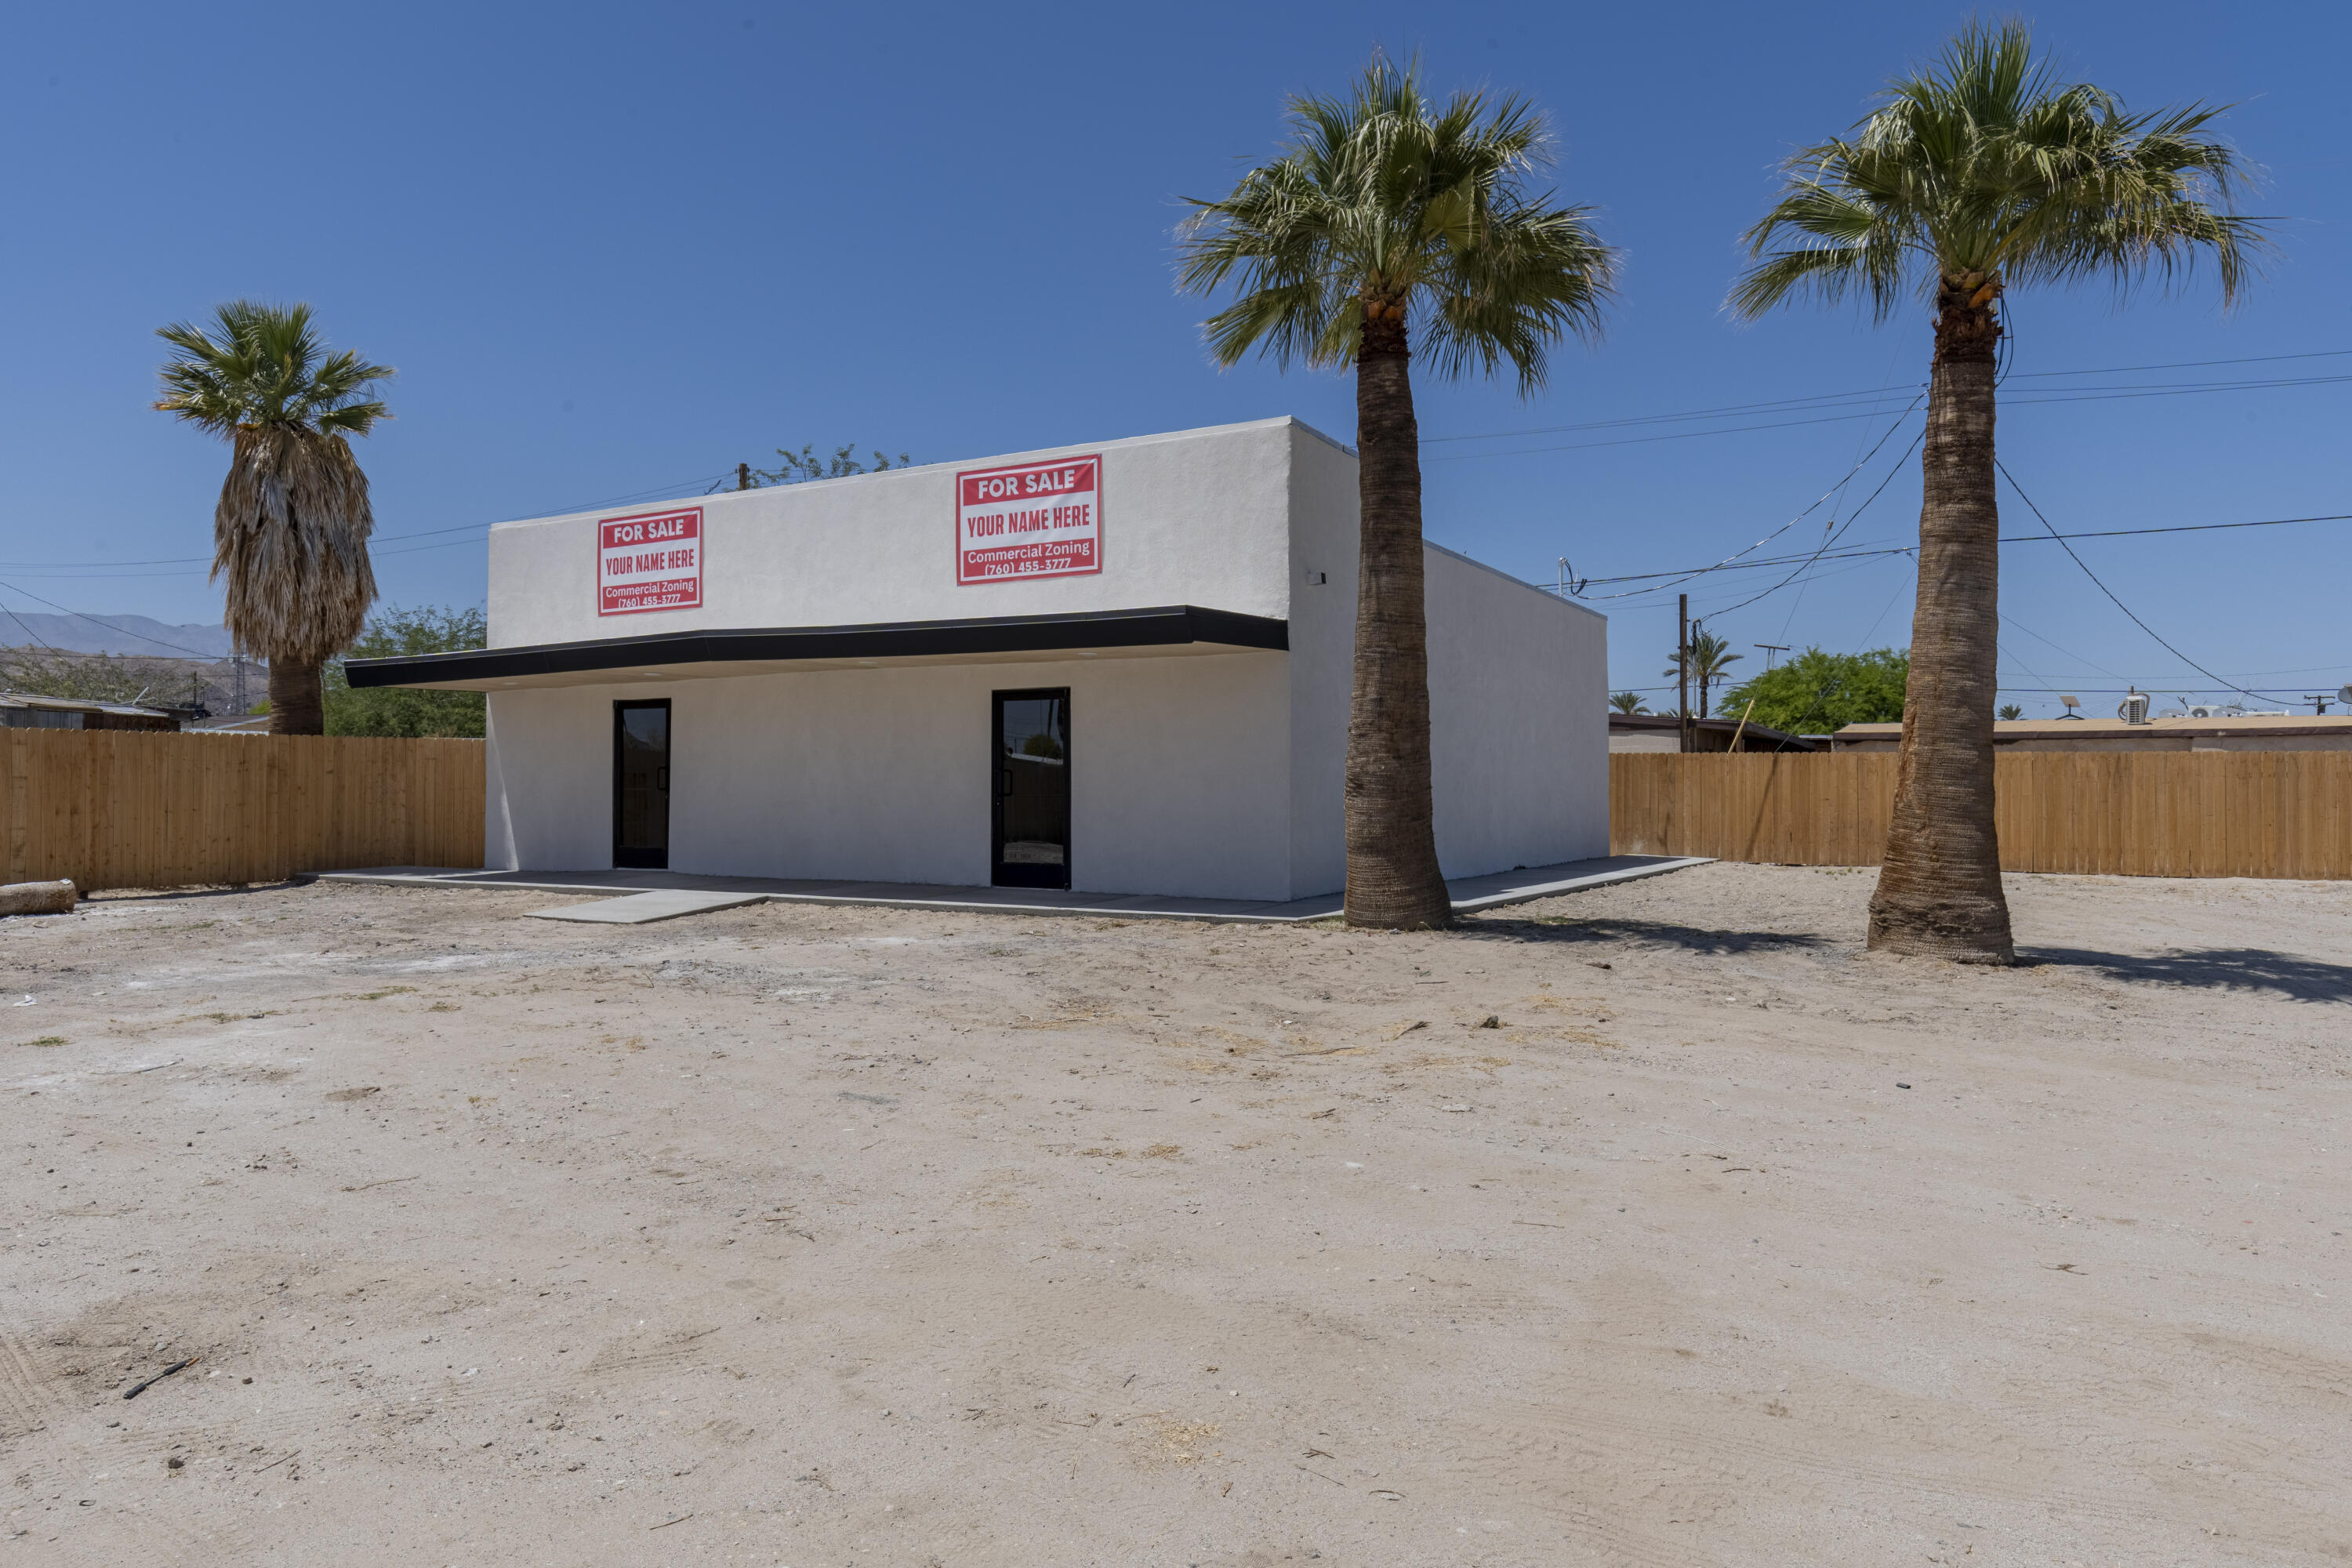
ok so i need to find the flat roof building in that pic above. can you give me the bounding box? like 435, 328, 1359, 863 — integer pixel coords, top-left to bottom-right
350, 419, 1609, 903
1830, 715, 2352, 753
1607, 713, 1817, 753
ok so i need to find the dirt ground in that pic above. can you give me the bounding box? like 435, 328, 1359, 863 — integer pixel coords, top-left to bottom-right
2, 862, 2346, 1567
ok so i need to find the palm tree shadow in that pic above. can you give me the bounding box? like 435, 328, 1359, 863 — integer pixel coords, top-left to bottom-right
2022, 946, 2352, 1004
1469, 914, 1837, 958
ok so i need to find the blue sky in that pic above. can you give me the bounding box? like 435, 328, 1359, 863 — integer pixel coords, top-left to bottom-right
2, 1, 2344, 713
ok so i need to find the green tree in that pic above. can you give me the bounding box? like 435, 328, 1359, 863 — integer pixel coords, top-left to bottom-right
742, 445, 912, 487
1609, 690, 1650, 715
154, 302, 394, 735
1178, 58, 1617, 928
0, 647, 189, 706
324, 605, 488, 738
1721, 648, 1909, 734
1664, 628, 1743, 719
1998, 702, 2024, 721
1730, 23, 2263, 964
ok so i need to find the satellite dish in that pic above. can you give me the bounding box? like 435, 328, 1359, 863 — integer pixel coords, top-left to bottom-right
2339, 683, 2352, 707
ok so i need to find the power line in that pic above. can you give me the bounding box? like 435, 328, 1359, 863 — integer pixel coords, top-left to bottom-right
1426, 354, 2352, 459
1573, 509, 2352, 592
1993, 460, 2269, 703
0, 470, 737, 572
1439, 373, 2350, 463
1573, 397, 1926, 601
1426, 347, 2352, 448
1425, 383, 1926, 444
0, 579, 225, 659
2006, 347, 2352, 379
1427, 406, 1919, 463
1687, 430, 1926, 616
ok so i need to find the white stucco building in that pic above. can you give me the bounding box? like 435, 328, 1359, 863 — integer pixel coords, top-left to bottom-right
349, 417, 1607, 902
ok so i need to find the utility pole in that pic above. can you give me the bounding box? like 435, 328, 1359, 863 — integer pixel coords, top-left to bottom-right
1755, 643, 1788, 670
2304, 694, 2333, 716
1677, 593, 1690, 754
737, 462, 752, 492
230, 648, 248, 714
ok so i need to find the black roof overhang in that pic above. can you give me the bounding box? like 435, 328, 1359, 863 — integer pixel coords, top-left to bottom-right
344, 604, 1288, 690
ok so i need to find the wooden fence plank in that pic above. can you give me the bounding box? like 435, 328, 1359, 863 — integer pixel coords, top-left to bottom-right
0, 731, 484, 893
1609, 750, 2350, 880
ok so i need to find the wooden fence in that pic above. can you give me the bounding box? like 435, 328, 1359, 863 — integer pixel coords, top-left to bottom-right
1611, 751, 2352, 880
2, 729, 485, 893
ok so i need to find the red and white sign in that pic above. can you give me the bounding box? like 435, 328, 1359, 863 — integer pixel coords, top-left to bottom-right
956, 455, 1102, 585
598, 507, 702, 615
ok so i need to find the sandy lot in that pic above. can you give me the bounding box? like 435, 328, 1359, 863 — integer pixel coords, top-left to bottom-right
2, 862, 2347, 1566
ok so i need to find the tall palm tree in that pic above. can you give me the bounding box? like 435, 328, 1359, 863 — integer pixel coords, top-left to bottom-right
1664, 628, 1743, 719
1730, 23, 2262, 964
1178, 59, 1617, 928
1610, 691, 1650, 715
154, 302, 393, 735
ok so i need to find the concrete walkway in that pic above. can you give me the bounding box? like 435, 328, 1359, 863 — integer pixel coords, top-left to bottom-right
315, 855, 1709, 925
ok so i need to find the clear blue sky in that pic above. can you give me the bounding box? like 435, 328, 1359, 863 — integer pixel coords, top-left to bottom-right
2, 1, 2344, 713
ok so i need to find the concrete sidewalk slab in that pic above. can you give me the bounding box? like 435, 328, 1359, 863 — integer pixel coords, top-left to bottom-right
524, 890, 768, 924
323, 855, 1711, 926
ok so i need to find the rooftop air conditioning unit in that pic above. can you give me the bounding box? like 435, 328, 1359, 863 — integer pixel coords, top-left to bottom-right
2117, 689, 2151, 724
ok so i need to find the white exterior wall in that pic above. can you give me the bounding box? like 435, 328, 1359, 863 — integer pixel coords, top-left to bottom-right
1283, 423, 1359, 898
474, 416, 1609, 902
1280, 423, 1608, 890
489, 420, 1301, 646
485, 652, 1294, 899
1423, 544, 1610, 873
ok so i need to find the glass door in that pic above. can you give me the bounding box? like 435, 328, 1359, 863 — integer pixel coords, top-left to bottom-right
992, 689, 1070, 889
613, 700, 671, 869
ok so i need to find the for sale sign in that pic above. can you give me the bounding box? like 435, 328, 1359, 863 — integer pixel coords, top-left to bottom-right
956, 455, 1102, 585
598, 507, 702, 615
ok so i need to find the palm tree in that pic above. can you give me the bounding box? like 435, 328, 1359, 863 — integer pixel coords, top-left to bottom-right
154, 302, 393, 735
1730, 23, 2262, 964
1664, 628, 1743, 720
1998, 703, 2024, 721
1178, 59, 1617, 928
1610, 691, 1650, 715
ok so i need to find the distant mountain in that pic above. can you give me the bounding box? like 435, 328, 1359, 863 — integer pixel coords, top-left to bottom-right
0, 612, 235, 659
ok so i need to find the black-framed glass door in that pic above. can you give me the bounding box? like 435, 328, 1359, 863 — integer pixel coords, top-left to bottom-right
993, 689, 1069, 889
613, 700, 671, 869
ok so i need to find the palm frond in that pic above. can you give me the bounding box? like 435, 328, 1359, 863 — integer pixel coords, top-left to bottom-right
212, 427, 379, 666
154, 300, 395, 436
1729, 20, 2268, 321
155, 301, 392, 666
1174, 56, 1617, 392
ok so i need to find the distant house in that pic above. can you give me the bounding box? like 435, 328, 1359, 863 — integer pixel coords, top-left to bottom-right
1829, 715, 2352, 753
0, 691, 183, 731
1608, 713, 1817, 753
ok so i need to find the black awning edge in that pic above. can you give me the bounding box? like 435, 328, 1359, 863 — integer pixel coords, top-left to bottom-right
343, 604, 1288, 688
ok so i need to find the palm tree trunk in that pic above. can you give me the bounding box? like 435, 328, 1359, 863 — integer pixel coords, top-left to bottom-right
1867, 282, 2015, 964
268, 659, 326, 736
1344, 309, 1451, 930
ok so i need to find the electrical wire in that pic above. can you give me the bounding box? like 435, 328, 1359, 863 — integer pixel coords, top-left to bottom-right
0, 470, 739, 572
1994, 459, 2270, 702
1570, 509, 2352, 592
0, 580, 226, 659
1425, 347, 2352, 449
1570, 397, 1926, 601
1680, 429, 1927, 617
1437, 372, 2350, 463
2007, 347, 2352, 379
